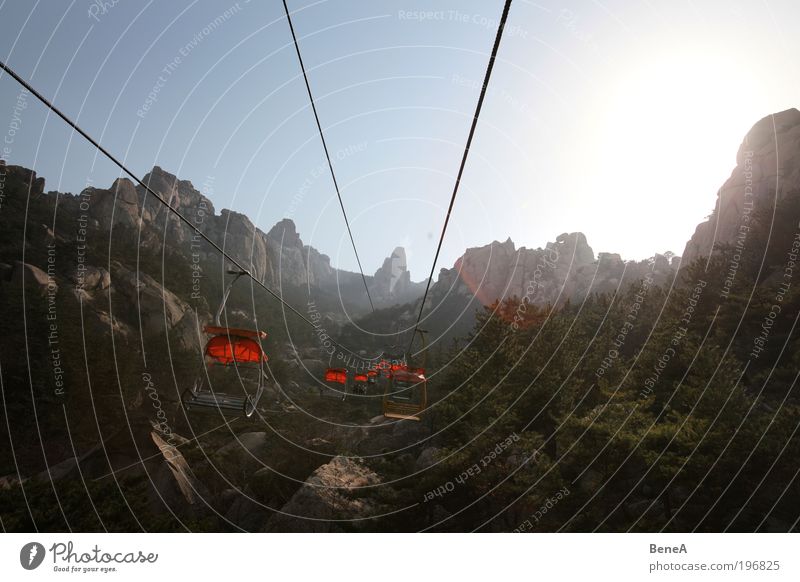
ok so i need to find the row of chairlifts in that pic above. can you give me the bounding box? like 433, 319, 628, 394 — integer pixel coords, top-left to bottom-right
323, 330, 428, 422
323, 367, 370, 397
181, 270, 428, 422
0, 0, 511, 434
182, 271, 269, 418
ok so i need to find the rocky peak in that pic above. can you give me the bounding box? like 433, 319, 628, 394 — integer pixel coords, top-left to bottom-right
684, 108, 800, 264
737, 108, 800, 165
0, 164, 46, 198
431, 230, 667, 309
219, 208, 255, 235
370, 246, 419, 303
554, 232, 595, 265
267, 218, 302, 247
387, 246, 408, 295
109, 177, 138, 205
141, 166, 215, 217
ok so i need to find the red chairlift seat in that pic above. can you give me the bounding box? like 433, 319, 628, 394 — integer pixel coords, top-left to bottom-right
322, 367, 349, 401
205, 333, 268, 365
182, 271, 269, 418
324, 368, 348, 384
351, 372, 370, 395
183, 328, 269, 417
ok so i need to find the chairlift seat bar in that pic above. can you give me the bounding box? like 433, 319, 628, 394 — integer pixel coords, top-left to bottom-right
183, 391, 255, 416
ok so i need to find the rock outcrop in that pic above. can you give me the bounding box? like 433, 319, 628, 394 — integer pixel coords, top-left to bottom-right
265, 456, 381, 532
1, 163, 425, 320
431, 232, 675, 310
150, 430, 204, 506
266, 218, 335, 287
683, 108, 800, 264
371, 246, 425, 304
10, 261, 55, 296
0, 162, 45, 198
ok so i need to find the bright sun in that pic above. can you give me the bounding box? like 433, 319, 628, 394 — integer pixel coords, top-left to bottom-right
577, 49, 767, 258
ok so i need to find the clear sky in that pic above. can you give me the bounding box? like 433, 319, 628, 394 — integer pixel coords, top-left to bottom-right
1, 0, 798, 279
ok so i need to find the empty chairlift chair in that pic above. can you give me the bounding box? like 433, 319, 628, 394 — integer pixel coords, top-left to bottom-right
182, 270, 268, 418
323, 367, 348, 400
383, 367, 426, 421
352, 373, 369, 395
383, 329, 428, 421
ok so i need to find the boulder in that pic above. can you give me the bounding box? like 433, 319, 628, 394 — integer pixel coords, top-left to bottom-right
264, 456, 380, 532
70, 265, 110, 291
415, 446, 443, 471
110, 262, 198, 348
11, 261, 54, 296
150, 430, 205, 506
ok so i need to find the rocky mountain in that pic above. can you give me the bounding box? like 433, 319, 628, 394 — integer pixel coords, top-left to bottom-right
683, 108, 800, 263
353, 109, 800, 351
431, 232, 676, 309
79, 165, 422, 312
350, 231, 679, 350
2, 107, 798, 532
266, 218, 423, 312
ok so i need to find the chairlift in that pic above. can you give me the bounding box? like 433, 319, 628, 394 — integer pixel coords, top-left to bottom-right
383, 329, 428, 421
323, 367, 348, 400
182, 270, 268, 418
352, 373, 369, 395
324, 368, 348, 384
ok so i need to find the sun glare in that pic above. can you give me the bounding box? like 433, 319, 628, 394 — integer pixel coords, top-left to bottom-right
579, 49, 765, 258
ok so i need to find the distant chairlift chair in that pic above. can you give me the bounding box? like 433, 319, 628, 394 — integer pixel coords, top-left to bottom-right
383, 329, 428, 422
323, 367, 349, 400
352, 373, 369, 395
383, 368, 427, 422
182, 271, 268, 418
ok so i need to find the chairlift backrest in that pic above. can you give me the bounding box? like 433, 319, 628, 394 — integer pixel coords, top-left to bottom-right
205, 334, 267, 365
324, 368, 348, 384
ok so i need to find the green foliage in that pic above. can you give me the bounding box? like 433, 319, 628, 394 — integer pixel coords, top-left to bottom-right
370, 203, 800, 531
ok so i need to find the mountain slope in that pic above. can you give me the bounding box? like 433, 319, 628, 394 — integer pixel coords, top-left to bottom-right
349, 232, 678, 352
